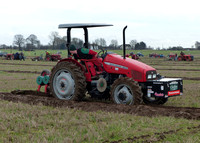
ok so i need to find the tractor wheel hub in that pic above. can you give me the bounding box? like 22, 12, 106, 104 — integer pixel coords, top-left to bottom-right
118, 92, 127, 101
114, 84, 134, 104
53, 71, 75, 99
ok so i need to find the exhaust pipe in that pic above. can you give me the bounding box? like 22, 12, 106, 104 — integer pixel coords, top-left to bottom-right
123, 26, 127, 59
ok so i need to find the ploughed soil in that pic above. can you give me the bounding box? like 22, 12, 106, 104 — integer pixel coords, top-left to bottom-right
0, 62, 53, 67
0, 70, 41, 74
0, 90, 200, 120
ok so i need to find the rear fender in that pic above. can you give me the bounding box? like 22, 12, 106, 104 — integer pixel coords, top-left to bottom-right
58, 58, 85, 72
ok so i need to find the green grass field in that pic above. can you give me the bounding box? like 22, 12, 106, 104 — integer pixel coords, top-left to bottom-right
1, 48, 199, 58
0, 49, 200, 142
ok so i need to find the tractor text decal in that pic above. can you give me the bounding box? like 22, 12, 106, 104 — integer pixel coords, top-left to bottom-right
168, 90, 180, 96
155, 92, 164, 97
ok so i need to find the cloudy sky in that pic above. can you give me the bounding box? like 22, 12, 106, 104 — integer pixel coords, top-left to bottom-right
0, 0, 200, 48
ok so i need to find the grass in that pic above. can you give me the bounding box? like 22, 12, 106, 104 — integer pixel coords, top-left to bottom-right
0, 72, 38, 92
165, 80, 200, 107
1, 49, 200, 58
157, 70, 200, 78
0, 100, 200, 143
0, 49, 200, 142
0, 64, 53, 72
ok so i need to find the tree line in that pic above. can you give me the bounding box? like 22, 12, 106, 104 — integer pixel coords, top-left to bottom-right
0, 32, 149, 51
1, 32, 200, 50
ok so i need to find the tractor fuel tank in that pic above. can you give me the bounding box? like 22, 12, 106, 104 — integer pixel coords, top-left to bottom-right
141, 78, 183, 98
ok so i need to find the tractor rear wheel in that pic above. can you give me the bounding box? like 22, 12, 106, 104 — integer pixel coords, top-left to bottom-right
110, 77, 143, 105
143, 96, 168, 105
50, 61, 86, 101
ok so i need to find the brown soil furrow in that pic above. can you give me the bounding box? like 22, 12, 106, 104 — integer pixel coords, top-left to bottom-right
106, 125, 200, 143
0, 70, 40, 74
0, 62, 53, 67
166, 77, 200, 80
149, 63, 200, 66
157, 68, 200, 71
0, 90, 200, 120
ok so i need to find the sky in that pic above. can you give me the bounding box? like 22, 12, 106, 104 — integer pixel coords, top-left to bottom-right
0, 0, 200, 48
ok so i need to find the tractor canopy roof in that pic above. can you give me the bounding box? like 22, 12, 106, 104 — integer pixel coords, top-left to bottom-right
58, 23, 113, 29
59, 23, 113, 50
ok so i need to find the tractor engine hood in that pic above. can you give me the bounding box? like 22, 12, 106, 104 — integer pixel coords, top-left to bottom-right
103, 53, 156, 82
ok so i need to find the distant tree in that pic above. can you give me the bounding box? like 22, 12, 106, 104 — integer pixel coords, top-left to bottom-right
55, 36, 67, 50
49, 31, 60, 49
99, 38, 107, 47
140, 41, 147, 50
91, 42, 98, 50
26, 34, 40, 49
94, 39, 100, 46
93, 38, 107, 47
147, 46, 153, 50
71, 37, 83, 48
156, 47, 161, 50
0, 44, 8, 49
195, 41, 200, 50
167, 46, 183, 50
13, 34, 25, 51
109, 39, 118, 49
134, 43, 140, 50
129, 40, 137, 49
135, 41, 147, 50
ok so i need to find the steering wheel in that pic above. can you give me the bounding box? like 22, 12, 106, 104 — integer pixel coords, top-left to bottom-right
97, 48, 105, 58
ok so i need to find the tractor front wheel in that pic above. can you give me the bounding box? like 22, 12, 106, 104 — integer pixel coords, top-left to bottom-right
50, 62, 86, 100
110, 77, 143, 105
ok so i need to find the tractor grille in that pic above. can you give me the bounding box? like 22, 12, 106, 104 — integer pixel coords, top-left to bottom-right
131, 70, 143, 80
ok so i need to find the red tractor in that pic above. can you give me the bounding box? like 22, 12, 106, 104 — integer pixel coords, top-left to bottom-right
149, 53, 165, 58
37, 23, 183, 105
5, 53, 14, 60
45, 52, 62, 61
167, 53, 177, 61
126, 52, 139, 60
177, 53, 194, 61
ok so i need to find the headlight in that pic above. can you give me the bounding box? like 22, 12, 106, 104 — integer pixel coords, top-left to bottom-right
146, 70, 157, 80
153, 74, 157, 78
147, 74, 152, 79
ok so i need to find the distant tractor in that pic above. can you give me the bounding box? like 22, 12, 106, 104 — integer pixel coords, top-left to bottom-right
37, 23, 183, 105
167, 54, 177, 61
5, 53, 14, 60
177, 53, 194, 61
50, 54, 62, 61
126, 52, 139, 60
136, 52, 144, 57
32, 55, 43, 61
45, 51, 62, 61
149, 53, 165, 58
0, 51, 7, 57
6, 52, 25, 60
